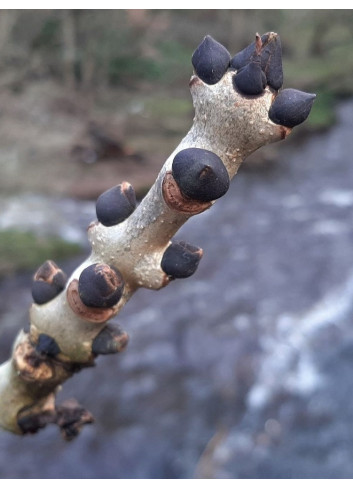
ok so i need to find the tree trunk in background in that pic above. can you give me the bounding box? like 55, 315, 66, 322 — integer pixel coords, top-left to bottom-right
61, 10, 77, 90
0, 10, 16, 56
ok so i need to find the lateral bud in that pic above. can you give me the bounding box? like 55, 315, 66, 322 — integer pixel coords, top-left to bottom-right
92, 324, 129, 355
161, 241, 203, 279
172, 148, 229, 202
78, 263, 124, 309
269, 88, 316, 128
192, 35, 230, 85
96, 182, 136, 227
31, 260, 67, 305
35, 333, 61, 358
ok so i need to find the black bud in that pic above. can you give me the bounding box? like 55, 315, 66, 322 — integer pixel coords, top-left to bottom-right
92, 324, 129, 355
78, 263, 124, 308
32, 281, 61, 305
52, 272, 66, 290
35, 334, 61, 357
230, 33, 283, 91
230, 33, 269, 71
32, 260, 67, 305
260, 34, 283, 90
269, 89, 316, 128
192, 35, 230, 85
232, 62, 266, 96
161, 241, 203, 279
96, 182, 136, 227
172, 148, 229, 202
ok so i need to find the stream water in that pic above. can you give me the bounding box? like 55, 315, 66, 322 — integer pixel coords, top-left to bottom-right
1, 100, 353, 478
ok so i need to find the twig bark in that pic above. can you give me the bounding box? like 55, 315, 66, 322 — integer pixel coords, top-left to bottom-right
0, 32, 315, 438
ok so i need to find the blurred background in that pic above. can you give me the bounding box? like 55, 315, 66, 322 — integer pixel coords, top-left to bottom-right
1, 9, 353, 478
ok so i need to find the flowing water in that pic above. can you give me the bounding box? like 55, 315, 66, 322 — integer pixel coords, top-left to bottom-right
1, 100, 353, 478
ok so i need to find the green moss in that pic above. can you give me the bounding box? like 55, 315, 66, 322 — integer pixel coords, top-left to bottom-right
144, 97, 192, 118
31, 17, 61, 51
108, 39, 191, 87
0, 230, 82, 279
108, 56, 163, 86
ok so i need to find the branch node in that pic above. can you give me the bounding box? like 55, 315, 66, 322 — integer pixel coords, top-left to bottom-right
162, 172, 211, 215
67, 279, 117, 323
14, 336, 54, 383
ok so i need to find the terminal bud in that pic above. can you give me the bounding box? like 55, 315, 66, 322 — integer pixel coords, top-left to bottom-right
230, 32, 283, 91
